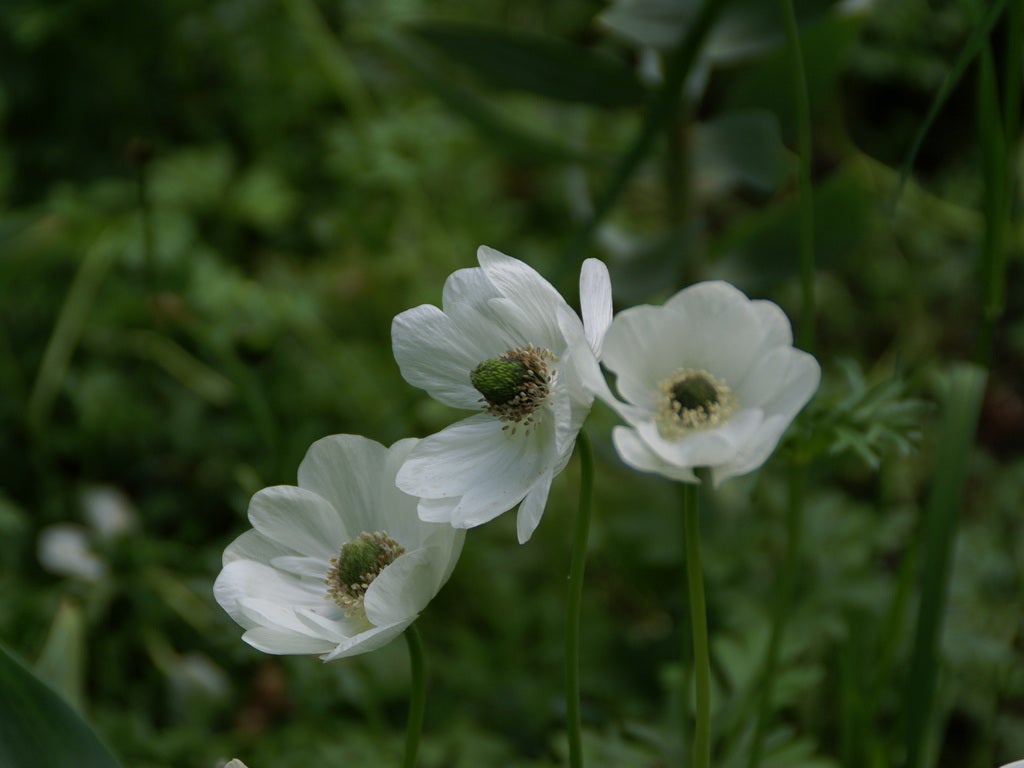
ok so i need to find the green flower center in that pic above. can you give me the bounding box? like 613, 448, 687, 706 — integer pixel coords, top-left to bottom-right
325, 531, 405, 616
470, 345, 554, 431
656, 369, 737, 439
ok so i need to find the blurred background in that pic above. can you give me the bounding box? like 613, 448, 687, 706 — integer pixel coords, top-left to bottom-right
1, 0, 1022, 766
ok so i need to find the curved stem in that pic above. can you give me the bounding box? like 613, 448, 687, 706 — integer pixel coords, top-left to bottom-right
775, 0, 815, 352
566, 431, 595, 768
746, 462, 804, 768
403, 624, 426, 768
683, 482, 710, 768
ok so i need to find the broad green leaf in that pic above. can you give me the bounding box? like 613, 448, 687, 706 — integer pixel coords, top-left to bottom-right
0, 644, 121, 768
407, 22, 647, 108
693, 110, 792, 195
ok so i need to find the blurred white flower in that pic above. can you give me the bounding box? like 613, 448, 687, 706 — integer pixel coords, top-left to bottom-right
37, 485, 139, 583
391, 246, 612, 543
214, 435, 463, 661
81, 485, 137, 539
37, 524, 106, 582
587, 281, 819, 484
999, 762, 1024, 768
222, 760, 249, 768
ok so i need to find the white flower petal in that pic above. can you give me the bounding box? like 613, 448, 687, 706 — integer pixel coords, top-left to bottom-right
711, 414, 789, 485
364, 548, 434, 625
214, 560, 324, 630
247, 486, 344, 560
750, 298, 793, 347
223, 529, 291, 566
391, 304, 493, 410
270, 555, 332, 580
391, 248, 608, 538
602, 303, 685, 407
516, 471, 554, 544
216, 435, 462, 662
601, 281, 819, 482
735, 346, 821, 417
612, 427, 699, 483
297, 435, 388, 536
242, 627, 336, 656
397, 413, 555, 503
319, 619, 414, 662
636, 407, 765, 469
580, 258, 612, 356
477, 246, 573, 350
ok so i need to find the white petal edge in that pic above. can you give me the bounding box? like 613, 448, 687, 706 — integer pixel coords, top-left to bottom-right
516, 470, 554, 544
612, 426, 699, 483
580, 258, 612, 357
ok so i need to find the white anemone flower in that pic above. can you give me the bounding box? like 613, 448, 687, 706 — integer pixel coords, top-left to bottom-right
587, 281, 820, 484
214, 435, 463, 661
392, 246, 612, 543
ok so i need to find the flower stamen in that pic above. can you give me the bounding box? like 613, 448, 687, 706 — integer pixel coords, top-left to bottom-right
325, 531, 404, 616
470, 345, 555, 432
656, 368, 737, 439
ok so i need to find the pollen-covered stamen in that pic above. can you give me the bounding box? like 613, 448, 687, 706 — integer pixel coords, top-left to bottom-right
656, 368, 737, 439
470, 345, 555, 430
325, 531, 405, 616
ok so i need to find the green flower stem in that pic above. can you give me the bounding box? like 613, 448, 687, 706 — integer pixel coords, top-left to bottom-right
561, 0, 728, 275
745, 6, 814, 763
745, 462, 804, 768
403, 624, 426, 768
682, 482, 710, 768
775, 0, 815, 352
566, 431, 595, 768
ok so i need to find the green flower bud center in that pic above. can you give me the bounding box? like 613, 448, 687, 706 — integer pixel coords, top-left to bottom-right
671, 375, 719, 413
656, 368, 737, 440
325, 531, 404, 616
471, 358, 529, 406
469, 345, 554, 430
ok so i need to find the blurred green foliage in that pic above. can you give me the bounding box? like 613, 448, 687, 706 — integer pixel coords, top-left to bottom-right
1, 0, 1022, 767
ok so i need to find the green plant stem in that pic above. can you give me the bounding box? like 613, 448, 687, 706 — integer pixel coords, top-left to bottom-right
745, 462, 804, 768
902, 364, 987, 768
561, 0, 727, 274
566, 431, 595, 768
403, 624, 426, 768
892, 0, 1007, 212
777, 0, 815, 351
683, 482, 710, 768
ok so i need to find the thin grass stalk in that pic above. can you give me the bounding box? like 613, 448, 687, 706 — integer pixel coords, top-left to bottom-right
975, 24, 1008, 366
902, 364, 987, 768
776, 0, 816, 353
27, 234, 117, 433
891, 0, 1008, 212
745, 462, 804, 768
682, 482, 710, 768
565, 432, 595, 768
744, 3, 814, 765
562, 0, 728, 273
403, 625, 426, 768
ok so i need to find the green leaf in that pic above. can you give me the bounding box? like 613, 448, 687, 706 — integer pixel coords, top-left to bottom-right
407, 22, 647, 108
0, 644, 122, 768
693, 110, 793, 195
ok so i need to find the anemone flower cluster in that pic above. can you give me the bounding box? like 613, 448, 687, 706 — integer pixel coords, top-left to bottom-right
214, 248, 818, 668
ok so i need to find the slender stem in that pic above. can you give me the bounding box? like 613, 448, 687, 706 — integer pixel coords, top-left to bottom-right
745, 462, 804, 768
560, 0, 728, 276
403, 624, 426, 768
683, 482, 710, 768
776, 0, 815, 351
566, 432, 595, 768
